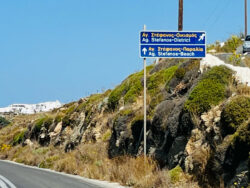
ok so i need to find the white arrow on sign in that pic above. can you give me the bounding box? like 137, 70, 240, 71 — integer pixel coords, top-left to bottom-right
142, 48, 147, 55
199, 33, 205, 41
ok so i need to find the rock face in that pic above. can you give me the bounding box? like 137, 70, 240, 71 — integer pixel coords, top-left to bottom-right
12, 58, 250, 188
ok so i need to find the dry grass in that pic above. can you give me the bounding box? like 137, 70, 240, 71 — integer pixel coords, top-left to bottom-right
0, 140, 200, 188
243, 57, 250, 68
226, 79, 250, 98
236, 84, 250, 96
0, 113, 200, 188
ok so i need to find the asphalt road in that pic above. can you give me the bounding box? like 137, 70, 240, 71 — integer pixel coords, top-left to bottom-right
0, 160, 122, 188
213, 45, 250, 65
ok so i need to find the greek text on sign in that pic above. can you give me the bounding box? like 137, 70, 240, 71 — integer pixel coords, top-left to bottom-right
140, 31, 206, 45
140, 45, 206, 58
139, 31, 206, 58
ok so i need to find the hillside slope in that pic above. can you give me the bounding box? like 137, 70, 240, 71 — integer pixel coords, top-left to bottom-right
0, 56, 249, 188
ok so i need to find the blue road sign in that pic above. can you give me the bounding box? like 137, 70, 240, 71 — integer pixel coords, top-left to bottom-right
139, 31, 206, 58
140, 45, 206, 58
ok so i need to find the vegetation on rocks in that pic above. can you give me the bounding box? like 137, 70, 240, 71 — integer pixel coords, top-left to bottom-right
77, 92, 109, 112
13, 129, 27, 146
0, 141, 198, 188
221, 96, 250, 132
222, 35, 244, 53
207, 34, 244, 53
35, 117, 47, 131
108, 66, 153, 110
101, 129, 111, 142
147, 65, 179, 95
169, 165, 183, 183
185, 65, 233, 114
0, 116, 10, 128
1, 56, 249, 188
231, 119, 250, 148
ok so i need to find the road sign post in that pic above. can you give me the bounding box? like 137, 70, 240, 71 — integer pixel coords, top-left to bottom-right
143, 25, 147, 160
139, 30, 206, 160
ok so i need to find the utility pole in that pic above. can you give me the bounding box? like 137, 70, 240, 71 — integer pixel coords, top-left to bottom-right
245, 0, 248, 37
178, 0, 183, 31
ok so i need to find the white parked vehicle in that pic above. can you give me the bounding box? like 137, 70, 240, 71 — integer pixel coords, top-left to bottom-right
243, 35, 250, 53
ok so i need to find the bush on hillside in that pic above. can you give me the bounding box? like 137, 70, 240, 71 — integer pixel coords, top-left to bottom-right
147, 65, 179, 117
222, 35, 243, 53
207, 35, 243, 53
0, 116, 10, 128
169, 165, 183, 183
35, 117, 47, 130
231, 119, 250, 148
147, 65, 179, 95
31, 116, 50, 139
54, 115, 63, 124
185, 66, 233, 115
76, 93, 108, 112
13, 129, 27, 145
108, 65, 154, 110
221, 96, 250, 132
174, 67, 186, 80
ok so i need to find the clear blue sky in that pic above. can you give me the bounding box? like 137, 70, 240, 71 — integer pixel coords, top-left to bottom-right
0, 0, 248, 107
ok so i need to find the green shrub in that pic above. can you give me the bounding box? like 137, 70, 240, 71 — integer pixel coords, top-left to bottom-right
35, 117, 47, 130
119, 109, 133, 116
222, 35, 243, 53
169, 165, 183, 183
66, 105, 76, 115
108, 65, 154, 110
185, 66, 233, 114
174, 67, 186, 79
54, 115, 62, 124
231, 120, 250, 148
207, 35, 243, 53
229, 52, 242, 66
77, 92, 110, 112
85, 94, 104, 108
13, 129, 27, 145
0, 117, 10, 127
62, 115, 70, 127
221, 96, 250, 131
43, 117, 53, 129
102, 129, 112, 142
148, 65, 179, 95
32, 116, 53, 134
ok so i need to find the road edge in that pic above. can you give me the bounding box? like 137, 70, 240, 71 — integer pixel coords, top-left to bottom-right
0, 160, 126, 188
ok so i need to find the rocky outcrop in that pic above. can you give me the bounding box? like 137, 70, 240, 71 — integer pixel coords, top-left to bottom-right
12, 58, 250, 188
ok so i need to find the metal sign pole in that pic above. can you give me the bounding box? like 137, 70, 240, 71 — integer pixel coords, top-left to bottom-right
143, 25, 147, 159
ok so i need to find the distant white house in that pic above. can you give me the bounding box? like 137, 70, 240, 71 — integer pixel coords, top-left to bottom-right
0, 101, 62, 115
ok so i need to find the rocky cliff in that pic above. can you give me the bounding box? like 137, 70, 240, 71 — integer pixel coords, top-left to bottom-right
0, 56, 249, 188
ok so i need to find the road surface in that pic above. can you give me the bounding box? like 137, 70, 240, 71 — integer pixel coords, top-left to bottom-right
0, 160, 122, 188
212, 45, 250, 65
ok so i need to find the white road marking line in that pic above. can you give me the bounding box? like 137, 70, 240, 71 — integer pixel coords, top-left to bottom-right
0, 175, 17, 188
0, 178, 8, 188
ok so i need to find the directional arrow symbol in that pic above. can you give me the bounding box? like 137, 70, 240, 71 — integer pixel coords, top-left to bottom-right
198, 33, 205, 41
142, 48, 147, 55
